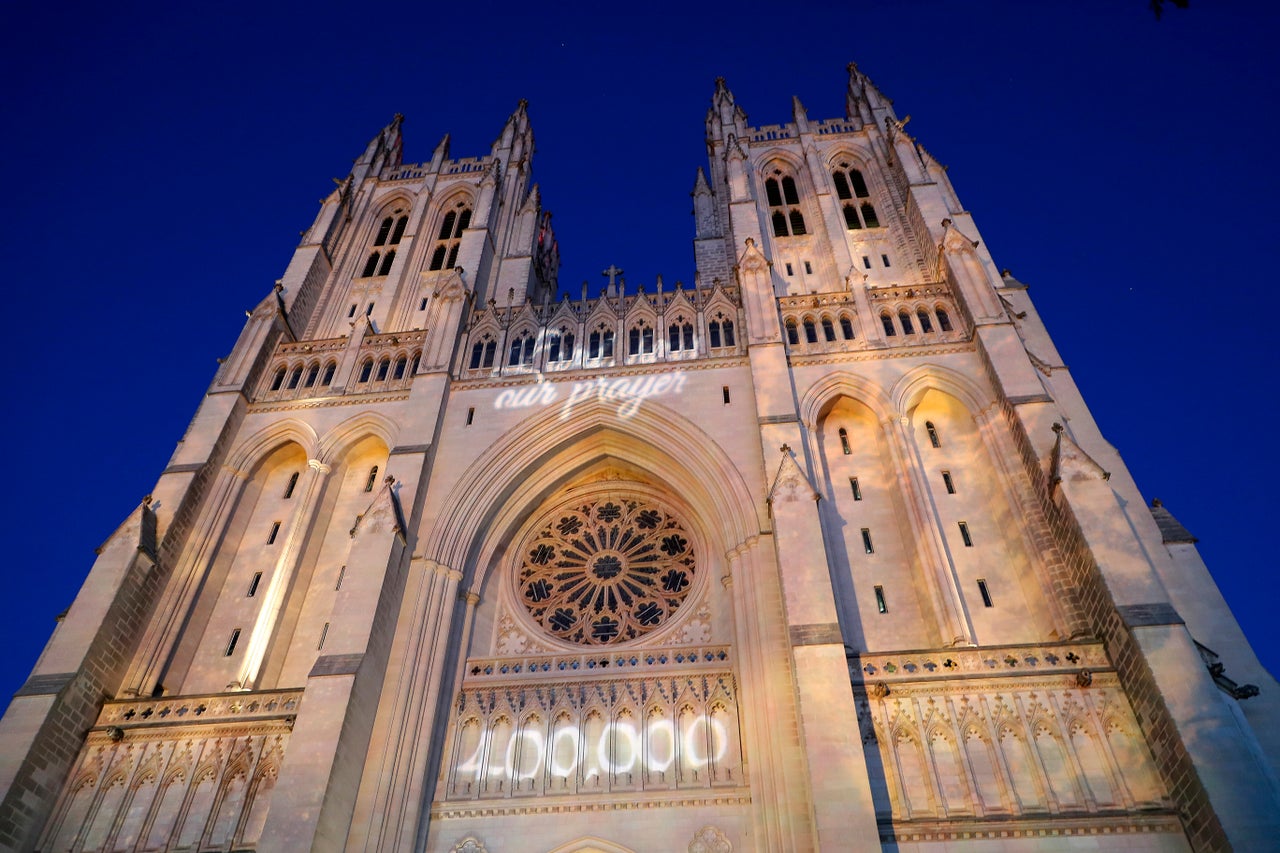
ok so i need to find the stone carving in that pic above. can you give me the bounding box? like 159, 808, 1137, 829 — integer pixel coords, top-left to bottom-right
451, 837, 488, 853
689, 824, 732, 853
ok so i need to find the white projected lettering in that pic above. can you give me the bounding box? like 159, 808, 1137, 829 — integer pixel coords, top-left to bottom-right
492, 371, 689, 420
450, 714, 731, 793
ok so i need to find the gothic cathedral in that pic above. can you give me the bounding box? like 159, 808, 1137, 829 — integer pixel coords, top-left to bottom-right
2, 66, 1277, 853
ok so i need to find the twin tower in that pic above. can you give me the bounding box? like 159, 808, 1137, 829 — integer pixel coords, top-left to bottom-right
1, 65, 1276, 852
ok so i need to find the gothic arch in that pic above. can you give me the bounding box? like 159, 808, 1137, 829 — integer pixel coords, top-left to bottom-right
891, 363, 994, 419
545, 836, 637, 853
226, 419, 319, 473
424, 396, 760, 587
799, 370, 895, 429
315, 411, 398, 464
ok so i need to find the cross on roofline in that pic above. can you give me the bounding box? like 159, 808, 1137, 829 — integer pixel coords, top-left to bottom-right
601, 264, 624, 289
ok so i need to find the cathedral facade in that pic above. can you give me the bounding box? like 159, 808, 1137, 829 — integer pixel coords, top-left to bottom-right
1, 66, 1278, 852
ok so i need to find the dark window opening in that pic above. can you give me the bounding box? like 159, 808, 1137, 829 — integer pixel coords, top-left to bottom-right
850, 477, 862, 501
862, 203, 880, 228
899, 310, 914, 335
376, 359, 390, 381
822, 318, 836, 341
881, 314, 896, 337
318, 622, 330, 650
225, 629, 241, 657
840, 317, 855, 339
361, 253, 380, 277
247, 572, 262, 597
936, 308, 953, 332
786, 320, 799, 345
270, 368, 286, 391
839, 427, 851, 455
861, 528, 874, 554
287, 367, 302, 389
304, 364, 319, 388
267, 521, 281, 545
862, 255, 872, 270
722, 385, 731, 404
881, 253, 891, 268
874, 585, 887, 614
942, 471, 955, 494
804, 320, 818, 343
365, 466, 379, 492
321, 363, 336, 385
977, 579, 993, 607
283, 472, 299, 499
419, 297, 428, 311
335, 566, 345, 590
926, 421, 941, 448
466, 406, 475, 426
843, 204, 861, 230
917, 310, 933, 333
959, 521, 973, 547
393, 357, 407, 379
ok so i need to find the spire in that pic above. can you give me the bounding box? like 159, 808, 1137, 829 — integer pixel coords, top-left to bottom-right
492, 98, 532, 156
707, 77, 748, 141
845, 61, 894, 123
691, 167, 718, 239
792, 95, 810, 133
351, 114, 404, 184
430, 133, 450, 172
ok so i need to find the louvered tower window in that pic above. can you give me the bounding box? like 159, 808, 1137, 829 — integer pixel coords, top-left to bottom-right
428, 200, 472, 271
764, 172, 806, 237
832, 164, 880, 230
360, 207, 408, 277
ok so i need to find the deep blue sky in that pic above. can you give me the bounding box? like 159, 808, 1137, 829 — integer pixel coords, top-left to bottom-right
2, 1, 1277, 701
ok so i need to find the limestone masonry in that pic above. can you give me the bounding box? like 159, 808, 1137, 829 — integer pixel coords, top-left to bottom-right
2, 65, 1277, 852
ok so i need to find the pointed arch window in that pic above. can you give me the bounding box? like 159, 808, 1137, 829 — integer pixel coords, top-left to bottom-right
839, 428, 851, 455
821, 318, 836, 341
833, 164, 879, 230
469, 336, 496, 369
428, 200, 472, 271
376, 358, 391, 380
393, 356, 407, 379
360, 208, 409, 277
785, 319, 799, 345
917, 309, 933, 333
270, 367, 286, 391
898, 310, 915, 335
880, 313, 896, 337
628, 323, 654, 356
287, 365, 303, 389
321, 362, 336, 385
803, 319, 818, 343
588, 327, 615, 359
358, 359, 374, 383
303, 363, 320, 388
508, 333, 535, 366
925, 421, 941, 448
364, 465, 379, 492
668, 321, 694, 352
709, 318, 735, 349
765, 172, 806, 237
839, 316, 855, 339
547, 329, 575, 362
935, 307, 953, 332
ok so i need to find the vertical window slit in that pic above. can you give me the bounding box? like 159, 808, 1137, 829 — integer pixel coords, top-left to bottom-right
318, 622, 330, 650
977, 579, 993, 608
958, 522, 973, 547
225, 629, 241, 657
874, 585, 887, 614
850, 477, 862, 501
247, 572, 262, 597
942, 471, 955, 494
722, 386, 731, 405
335, 566, 346, 591
466, 406, 475, 426
861, 528, 874, 554
267, 521, 281, 545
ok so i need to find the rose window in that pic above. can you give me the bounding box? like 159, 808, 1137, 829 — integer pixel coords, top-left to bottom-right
515, 496, 696, 646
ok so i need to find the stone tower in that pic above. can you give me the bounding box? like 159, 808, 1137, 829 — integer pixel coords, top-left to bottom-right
1, 66, 1276, 852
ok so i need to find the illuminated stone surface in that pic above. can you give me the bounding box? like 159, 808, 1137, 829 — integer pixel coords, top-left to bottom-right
0, 67, 1277, 853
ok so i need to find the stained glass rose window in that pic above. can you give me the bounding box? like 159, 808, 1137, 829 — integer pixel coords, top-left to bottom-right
515, 496, 696, 645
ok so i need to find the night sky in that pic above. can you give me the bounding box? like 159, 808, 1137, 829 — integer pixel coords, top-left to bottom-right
2, 1, 1277, 702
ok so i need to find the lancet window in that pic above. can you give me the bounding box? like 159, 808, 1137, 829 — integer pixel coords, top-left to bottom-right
508, 332, 535, 366
587, 326, 615, 359
360, 206, 408, 277
668, 320, 694, 352
547, 328, 575, 363
765, 171, 806, 237
469, 335, 497, 369
833, 163, 879, 230
628, 322, 654, 356
428, 199, 472, 271
708, 317, 735, 348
